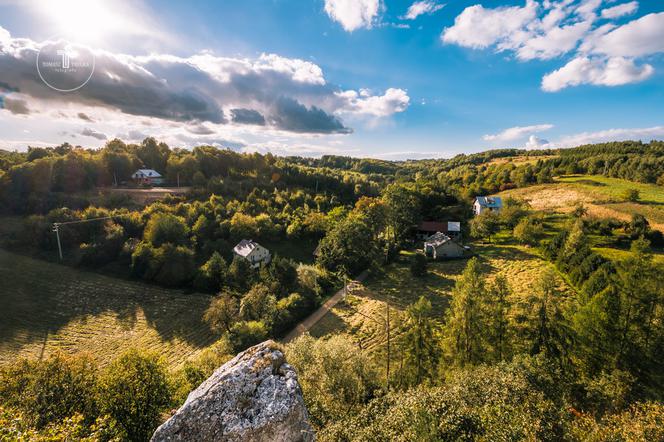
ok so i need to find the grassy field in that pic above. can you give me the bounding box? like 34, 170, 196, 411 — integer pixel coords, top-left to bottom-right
310, 240, 575, 357
0, 249, 217, 368
499, 175, 664, 231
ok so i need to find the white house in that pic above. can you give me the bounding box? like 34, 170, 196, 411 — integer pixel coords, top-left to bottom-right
131, 169, 163, 186
423, 233, 465, 259
473, 196, 503, 216
233, 239, 271, 268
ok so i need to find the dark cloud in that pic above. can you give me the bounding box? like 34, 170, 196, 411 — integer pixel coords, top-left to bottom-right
231, 108, 266, 126
2, 97, 30, 115
0, 30, 407, 135
81, 128, 108, 140
268, 97, 351, 134
77, 112, 94, 122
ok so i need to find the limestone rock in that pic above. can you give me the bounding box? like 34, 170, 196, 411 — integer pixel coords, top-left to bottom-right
152, 340, 315, 442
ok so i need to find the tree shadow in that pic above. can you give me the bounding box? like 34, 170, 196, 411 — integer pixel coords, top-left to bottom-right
0, 249, 218, 360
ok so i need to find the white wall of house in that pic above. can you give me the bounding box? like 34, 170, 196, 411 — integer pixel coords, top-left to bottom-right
243, 245, 271, 268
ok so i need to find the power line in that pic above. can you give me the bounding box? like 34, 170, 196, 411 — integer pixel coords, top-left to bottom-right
52, 214, 128, 260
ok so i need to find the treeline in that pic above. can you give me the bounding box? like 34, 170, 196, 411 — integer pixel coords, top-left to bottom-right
0, 138, 386, 215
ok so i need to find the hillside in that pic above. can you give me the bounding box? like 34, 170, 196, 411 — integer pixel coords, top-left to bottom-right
0, 249, 216, 367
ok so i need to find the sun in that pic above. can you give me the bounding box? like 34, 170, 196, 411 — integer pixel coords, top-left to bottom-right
38, 0, 122, 44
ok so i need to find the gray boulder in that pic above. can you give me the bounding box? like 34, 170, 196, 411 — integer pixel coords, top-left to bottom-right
152, 340, 315, 442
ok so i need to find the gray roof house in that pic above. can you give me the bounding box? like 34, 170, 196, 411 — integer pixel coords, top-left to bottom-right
423, 233, 465, 260
131, 169, 163, 185
473, 196, 503, 215
233, 239, 271, 268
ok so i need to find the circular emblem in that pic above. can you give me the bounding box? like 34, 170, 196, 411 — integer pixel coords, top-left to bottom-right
36, 36, 95, 92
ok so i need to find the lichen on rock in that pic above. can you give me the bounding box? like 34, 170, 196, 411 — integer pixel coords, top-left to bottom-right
151, 340, 315, 442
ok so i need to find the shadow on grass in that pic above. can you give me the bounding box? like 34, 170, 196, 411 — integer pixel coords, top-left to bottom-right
0, 249, 218, 354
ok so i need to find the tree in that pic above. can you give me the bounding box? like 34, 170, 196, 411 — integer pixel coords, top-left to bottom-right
513, 217, 543, 246
260, 256, 298, 298
98, 349, 171, 442
204, 291, 239, 333
470, 211, 499, 242
615, 238, 663, 389
239, 284, 277, 324
622, 188, 640, 202
382, 184, 421, 247
626, 214, 649, 239
194, 252, 228, 293
487, 275, 511, 361
409, 253, 427, 277
286, 334, 379, 427
144, 212, 189, 247
402, 296, 438, 385
443, 257, 488, 366
528, 269, 572, 365
316, 213, 378, 275
228, 256, 254, 292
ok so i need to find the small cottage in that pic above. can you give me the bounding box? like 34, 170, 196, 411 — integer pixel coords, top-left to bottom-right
233, 239, 271, 268
423, 232, 465, 259
473, 196, 503, 216
131, 169, 163, 186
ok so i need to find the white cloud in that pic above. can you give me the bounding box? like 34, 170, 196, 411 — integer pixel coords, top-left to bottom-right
441, 1, 538, 49
324, 0, 381, 32
516, 20, 592, 61
585, 12, 664, 57
442, 1, 663, 91
555, 125, 664, 147
403, 1, 445, 20
483, 123, 554, 142
601, 1, 638, 19
525, 135, 550, 149
541, 56, 653, 92
336, 88, 410, 117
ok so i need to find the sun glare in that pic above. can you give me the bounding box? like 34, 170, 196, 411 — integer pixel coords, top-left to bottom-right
38, 0, 121, 44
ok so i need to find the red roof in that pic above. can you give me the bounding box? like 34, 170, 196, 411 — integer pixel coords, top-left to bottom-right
419, 221, 447, 232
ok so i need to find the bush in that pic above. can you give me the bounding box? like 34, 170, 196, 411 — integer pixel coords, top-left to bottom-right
621, 188, 640, 202
97, 349, 171, 442
0, 353, 98, 429
229, 321, 269, 352
409, 253, 427, 277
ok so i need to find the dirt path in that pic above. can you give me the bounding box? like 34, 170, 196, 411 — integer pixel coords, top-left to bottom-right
282, 270, 368, 343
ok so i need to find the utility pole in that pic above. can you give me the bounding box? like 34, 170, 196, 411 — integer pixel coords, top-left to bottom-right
52, 223, 63, 261
386, 302, 390, 389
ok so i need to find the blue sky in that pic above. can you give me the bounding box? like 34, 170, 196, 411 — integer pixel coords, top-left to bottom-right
0, 0, 663, 158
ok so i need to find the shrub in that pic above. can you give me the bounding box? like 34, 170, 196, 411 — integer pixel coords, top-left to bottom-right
97, 349, 171, 442
229, 321, 269, 352
621, 188, 640, 202
0, 353, 98, 429
409, 252, 427, 277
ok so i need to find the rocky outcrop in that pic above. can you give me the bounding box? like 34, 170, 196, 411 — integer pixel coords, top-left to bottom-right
152, 340, 315, 442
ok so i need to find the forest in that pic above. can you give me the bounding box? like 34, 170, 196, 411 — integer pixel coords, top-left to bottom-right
0, 139, 663, 440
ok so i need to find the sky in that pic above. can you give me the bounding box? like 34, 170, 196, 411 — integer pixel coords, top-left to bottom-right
0, 0, 663, 159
